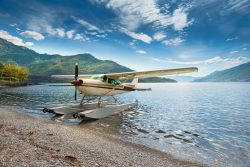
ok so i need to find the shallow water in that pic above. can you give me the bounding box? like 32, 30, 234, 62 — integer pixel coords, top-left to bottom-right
0, 83, 249, 166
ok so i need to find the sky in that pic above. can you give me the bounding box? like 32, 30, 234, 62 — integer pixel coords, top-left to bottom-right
0, 0, 250, 77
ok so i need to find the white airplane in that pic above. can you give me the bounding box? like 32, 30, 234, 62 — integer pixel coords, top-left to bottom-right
52, 64, 198, 99
43, 64, 198, 119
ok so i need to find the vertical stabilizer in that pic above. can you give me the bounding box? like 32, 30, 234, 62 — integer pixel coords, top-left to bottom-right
131, 78, 138, 88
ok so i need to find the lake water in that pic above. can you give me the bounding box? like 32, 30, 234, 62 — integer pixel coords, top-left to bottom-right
0, 83, 249, 166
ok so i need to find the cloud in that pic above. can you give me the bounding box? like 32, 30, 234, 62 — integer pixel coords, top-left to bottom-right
98, 0, 170, 31
10, 23, 17, 27
226, 37, 238, 41
85, 31, 98, 35
20, 31, 45, 40
27, 17, 66, 38
229, 50, 239, 54
0, 30, 33, 46
151, 57, 161, 62
224, 0, 250, 14
163, 56, 249, 65
179, 54, 190, 59
93, 0, 192, 31
16, 28, 22, 32
162, 37, 184, 46
71, 16, 102, 32
66, 30, 75, 39
153, 31, 166, 41
56, 28, 65, 37
136, 50, 147, 54
27, 16, 84, 41
242, 47, 247, 50
25, 12, 92, 42
121, 28, 152, 44
129, 41, 135, 46
27, 17, 57, 36
171, 8, 193, 31
96, 34, 107, 38
74, 33, 87, 41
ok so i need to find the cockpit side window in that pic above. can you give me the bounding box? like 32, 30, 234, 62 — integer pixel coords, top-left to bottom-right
100, 75, 121, 85
107, 78, 121, 85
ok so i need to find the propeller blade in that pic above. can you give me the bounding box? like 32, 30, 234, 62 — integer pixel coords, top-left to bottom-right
75, 63, 78, 80
74, 63, 78, 101
74, 86, 77, 100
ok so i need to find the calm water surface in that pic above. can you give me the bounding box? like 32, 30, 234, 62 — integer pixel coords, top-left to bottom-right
0, 83, 249, 166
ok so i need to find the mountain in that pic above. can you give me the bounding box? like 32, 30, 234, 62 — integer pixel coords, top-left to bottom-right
194, 62, 250, 82
0, 38, 130, 76
0, 38, 176, 83
0, 38, 59, 66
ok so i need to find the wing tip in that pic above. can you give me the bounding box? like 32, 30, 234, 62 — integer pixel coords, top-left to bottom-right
188, 67, 198, 72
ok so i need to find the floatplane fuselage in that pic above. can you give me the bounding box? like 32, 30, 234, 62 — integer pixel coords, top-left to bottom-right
53, 64, 198, 98
71, 76, 137, 96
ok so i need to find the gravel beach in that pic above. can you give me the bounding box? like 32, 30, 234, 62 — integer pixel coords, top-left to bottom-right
0, 107, 205, 167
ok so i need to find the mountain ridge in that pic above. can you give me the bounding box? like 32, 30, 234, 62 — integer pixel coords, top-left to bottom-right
194, 62, 250, 82
0, 38, 131, 75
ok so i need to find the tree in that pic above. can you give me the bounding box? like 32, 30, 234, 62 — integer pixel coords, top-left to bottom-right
0, 63, 28, 81
0, 62, 4, 69
17, 66, 28, 81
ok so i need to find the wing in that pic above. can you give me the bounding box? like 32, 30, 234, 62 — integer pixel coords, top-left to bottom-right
51, 75, 92, 79
51, 67, 198, 80
105, 67, 198, 80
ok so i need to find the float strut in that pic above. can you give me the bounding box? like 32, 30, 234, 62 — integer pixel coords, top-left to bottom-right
80, 95, 85, 105
111, 95, 117, 103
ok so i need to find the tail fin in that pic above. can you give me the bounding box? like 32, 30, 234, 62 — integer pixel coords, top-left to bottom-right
131, 78, 138, 88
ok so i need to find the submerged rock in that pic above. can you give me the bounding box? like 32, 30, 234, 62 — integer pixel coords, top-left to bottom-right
137, 128, 150, 134
155, 129, 166, 134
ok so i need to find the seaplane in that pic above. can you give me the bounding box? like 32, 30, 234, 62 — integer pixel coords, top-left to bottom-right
42, 64, 198, 120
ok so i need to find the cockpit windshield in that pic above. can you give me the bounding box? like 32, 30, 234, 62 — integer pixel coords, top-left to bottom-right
91, 75, 104, 80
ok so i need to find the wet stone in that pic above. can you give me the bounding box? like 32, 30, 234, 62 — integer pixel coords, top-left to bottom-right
137, 128, 150, 134
155, 129, 166, 134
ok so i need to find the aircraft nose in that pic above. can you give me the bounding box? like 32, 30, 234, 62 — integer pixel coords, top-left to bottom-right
71, 80, 83, 86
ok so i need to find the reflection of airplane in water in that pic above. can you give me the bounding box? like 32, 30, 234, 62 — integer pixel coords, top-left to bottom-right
43, 64, 198, 120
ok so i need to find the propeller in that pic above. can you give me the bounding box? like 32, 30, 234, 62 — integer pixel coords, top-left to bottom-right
74, 63, 78, 100
49, 63, 83, 100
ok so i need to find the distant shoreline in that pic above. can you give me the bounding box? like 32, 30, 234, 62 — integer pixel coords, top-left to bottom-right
0, 107, 204, 167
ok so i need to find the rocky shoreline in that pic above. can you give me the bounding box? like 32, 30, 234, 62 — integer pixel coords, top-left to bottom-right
0, 107, 205, 167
